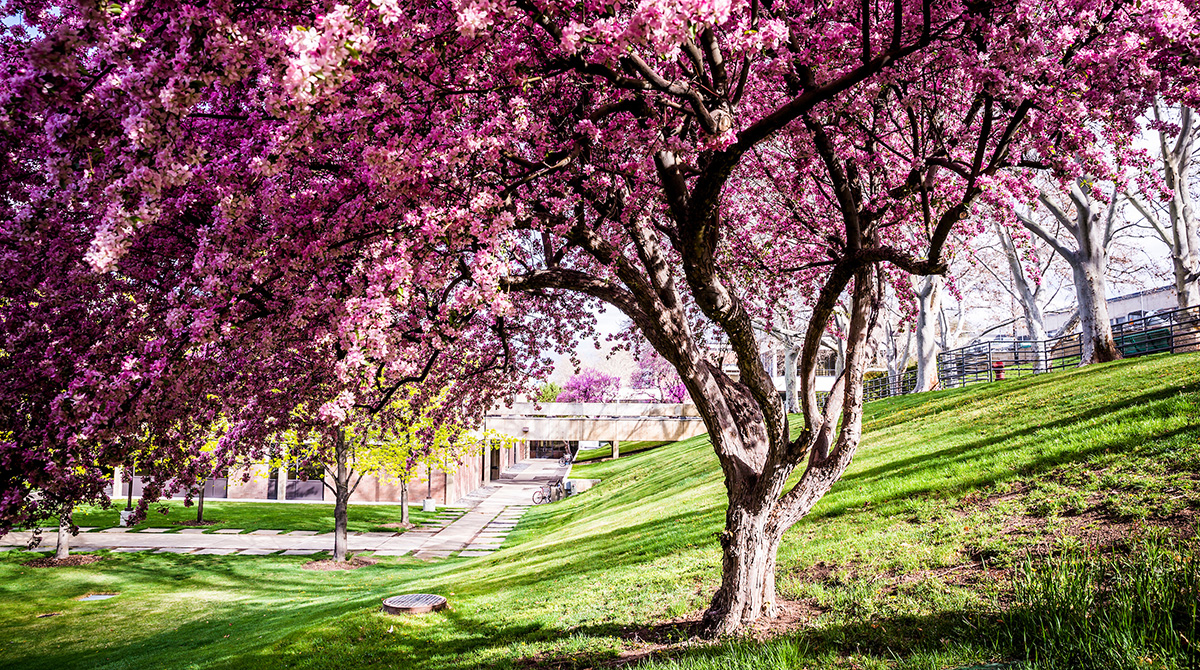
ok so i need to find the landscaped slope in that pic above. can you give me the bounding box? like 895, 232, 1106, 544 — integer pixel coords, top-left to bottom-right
1, 353, 1197, 670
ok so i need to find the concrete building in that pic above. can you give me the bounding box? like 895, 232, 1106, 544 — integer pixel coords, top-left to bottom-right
1044, 285, 1178, 334
482, 402, 707, 458
110, 437, 526, 507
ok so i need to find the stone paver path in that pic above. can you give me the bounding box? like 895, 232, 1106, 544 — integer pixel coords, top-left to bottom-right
0, 459, 570, 559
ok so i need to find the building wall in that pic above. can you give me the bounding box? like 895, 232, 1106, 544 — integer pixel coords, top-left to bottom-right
227, 463, 273, 499
1044, 285, 1177, 333
111, 445, 519, 506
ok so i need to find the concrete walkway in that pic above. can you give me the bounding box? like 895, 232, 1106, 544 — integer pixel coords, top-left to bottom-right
0, 459, 571, 559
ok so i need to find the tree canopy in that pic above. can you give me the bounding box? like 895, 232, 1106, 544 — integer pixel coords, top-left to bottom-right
2, 0, 1197, 633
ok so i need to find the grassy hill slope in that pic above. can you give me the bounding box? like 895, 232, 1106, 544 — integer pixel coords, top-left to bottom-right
1, 353, 1198, 670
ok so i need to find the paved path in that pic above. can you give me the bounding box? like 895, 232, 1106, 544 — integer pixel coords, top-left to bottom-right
0, 459, 570, 559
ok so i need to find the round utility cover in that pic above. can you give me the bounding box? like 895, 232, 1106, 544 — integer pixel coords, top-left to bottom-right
381, 593, 447, 615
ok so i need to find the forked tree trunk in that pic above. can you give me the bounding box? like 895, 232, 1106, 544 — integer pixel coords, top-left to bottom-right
56, 508, 71, 560
1021, 184, 1122, 366
699, 267, 879, 635
995, 220, 1049, 371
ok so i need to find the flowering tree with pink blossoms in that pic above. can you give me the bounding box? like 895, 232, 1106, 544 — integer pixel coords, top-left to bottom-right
632, 344, 689, 403
2, 0, 1198, 634
557, 368, 622, 403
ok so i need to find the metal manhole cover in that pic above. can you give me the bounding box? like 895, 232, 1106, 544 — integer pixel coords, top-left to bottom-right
381, 593, 447, 615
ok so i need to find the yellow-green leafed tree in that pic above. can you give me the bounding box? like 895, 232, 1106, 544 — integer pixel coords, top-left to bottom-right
285, 388, 513, 562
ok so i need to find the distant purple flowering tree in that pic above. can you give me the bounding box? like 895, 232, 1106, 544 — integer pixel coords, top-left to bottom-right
557, 369, 621, 403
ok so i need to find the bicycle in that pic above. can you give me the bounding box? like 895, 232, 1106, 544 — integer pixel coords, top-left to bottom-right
558, 453, 573, 467
532, 479, 566, 504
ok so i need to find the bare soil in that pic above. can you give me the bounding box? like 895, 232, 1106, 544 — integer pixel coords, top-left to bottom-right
301, 555, 379, 571
25, 555, 105, 568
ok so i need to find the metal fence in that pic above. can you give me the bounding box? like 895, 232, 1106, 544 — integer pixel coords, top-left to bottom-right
863, 305, 1200, 402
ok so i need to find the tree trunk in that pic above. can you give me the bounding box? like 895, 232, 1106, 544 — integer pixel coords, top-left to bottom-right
699, 265, 880, 635
56, 508, 71, 560
332, 430, 352, 563
996, 220, 1049, 370
196, 485, 205, 523
1021, 185, 1122, 366
702, 494, 783, 635
400, 479, 410, 525
913, 275, 942, 392
783, 349, 799, 413
1073, 257, 1121, 363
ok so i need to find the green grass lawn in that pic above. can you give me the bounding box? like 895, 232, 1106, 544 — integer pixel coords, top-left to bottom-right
2, 353, 1198, 670
62, 501, 443, 534
574, 440, 672, 462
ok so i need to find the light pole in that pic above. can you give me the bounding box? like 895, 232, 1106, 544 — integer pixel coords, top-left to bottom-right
422, 461, 437, 512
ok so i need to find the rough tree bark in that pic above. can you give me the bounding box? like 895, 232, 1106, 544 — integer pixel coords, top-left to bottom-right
1129, 104, 1199, 311
1018, 183, 1123, 364
912, 275, 943, 392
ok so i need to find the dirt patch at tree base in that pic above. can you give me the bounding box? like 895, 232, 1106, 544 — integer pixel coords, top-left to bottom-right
25, 555, 105, 568
301, 556, 379, 571
519, 599, 824, 669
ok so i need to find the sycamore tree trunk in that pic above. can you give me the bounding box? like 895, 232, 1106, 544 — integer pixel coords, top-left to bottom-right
995, 221, 1049, 371
56, 508, 71, 560
912, 275, 942, 392
1073, 256, 1120, 363
783, 349, 799, 414
1021, 184, 1122, 365
1132, 104, 1199, 311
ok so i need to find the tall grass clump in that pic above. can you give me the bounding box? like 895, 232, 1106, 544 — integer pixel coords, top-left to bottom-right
1000, 536, 1200, 669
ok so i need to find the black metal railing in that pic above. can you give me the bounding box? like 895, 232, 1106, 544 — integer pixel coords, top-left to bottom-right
863, 305, 1200, 402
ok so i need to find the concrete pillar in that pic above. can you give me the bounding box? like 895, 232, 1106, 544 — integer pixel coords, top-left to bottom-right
113, 466, 123, 496
612, 440, 620, 459
275, 465, 287, 500
482, 439, 491, 483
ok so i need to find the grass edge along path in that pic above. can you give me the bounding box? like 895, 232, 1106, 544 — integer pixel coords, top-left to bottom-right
0, 353, 1198, 670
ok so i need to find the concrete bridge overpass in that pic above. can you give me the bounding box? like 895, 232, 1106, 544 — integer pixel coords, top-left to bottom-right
482, 402, 707, 458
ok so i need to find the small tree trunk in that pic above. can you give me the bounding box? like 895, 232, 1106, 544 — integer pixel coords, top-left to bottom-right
333, 429, 352, 563
196, 485, 205, 523
400, 479, 410, 525
1073, 258, 1121, 364
913, 275, 942, 392
56, 509, 71, 560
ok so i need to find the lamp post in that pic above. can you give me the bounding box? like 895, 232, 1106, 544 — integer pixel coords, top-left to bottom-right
422, 461, 436, 512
